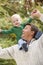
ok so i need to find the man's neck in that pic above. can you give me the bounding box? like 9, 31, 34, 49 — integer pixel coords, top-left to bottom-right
22, 36, 33, 44
26, 36, 33, 44
27, 37, 32, 41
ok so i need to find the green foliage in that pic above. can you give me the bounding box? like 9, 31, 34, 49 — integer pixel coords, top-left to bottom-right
0, 59, 17, 65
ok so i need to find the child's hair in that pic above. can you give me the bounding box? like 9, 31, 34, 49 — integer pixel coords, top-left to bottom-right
11, 14, 22, 23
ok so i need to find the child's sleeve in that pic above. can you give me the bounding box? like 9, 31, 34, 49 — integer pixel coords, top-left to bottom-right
1, 27, 14, 34
21, 17, 33, 28
26, 17, 33, 23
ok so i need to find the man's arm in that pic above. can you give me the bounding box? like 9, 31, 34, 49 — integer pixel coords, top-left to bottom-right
31, 9, 43, 22
0, 46, 15, 59
37, 34, 43, 48
39, 14, 43, 22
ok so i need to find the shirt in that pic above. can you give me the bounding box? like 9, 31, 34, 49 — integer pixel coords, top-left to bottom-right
40, 14, 43, 22
0, 34, 43, 65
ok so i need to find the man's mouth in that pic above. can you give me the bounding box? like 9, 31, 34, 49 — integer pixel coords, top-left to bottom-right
22, 33, 25, 38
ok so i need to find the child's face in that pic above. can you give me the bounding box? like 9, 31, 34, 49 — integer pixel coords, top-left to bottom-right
12, 18, 20, 27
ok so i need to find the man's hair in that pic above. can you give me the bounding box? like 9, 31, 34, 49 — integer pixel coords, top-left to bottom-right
24, 23, 39, 38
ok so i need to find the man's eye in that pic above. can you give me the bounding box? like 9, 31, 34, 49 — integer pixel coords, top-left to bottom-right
16, 20, 18, 21
13, 21, 15, 22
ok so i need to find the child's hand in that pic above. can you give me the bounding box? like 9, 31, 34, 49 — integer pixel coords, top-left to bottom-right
31, 9, 41, 18
0, 29, 2, 32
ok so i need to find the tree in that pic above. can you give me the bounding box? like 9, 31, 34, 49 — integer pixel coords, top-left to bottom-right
24, 0, 33, 10
34, 0, 43, 6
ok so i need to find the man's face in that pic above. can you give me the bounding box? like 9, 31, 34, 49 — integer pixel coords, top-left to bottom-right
22, 25, 34, 40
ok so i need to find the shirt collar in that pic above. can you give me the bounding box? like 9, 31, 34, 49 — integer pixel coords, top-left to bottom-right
27, 38, 35, 46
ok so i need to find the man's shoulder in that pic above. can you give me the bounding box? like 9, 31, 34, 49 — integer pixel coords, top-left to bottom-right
13, 44, 18, 48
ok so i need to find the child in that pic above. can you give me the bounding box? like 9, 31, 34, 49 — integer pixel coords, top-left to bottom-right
0, 14, 33, 41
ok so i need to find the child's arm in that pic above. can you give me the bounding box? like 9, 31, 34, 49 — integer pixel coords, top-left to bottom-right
0, 27, 21, 35
21, 17, 33, 28
0, 28, 13, 34
21, 9, 40, 27
0, 27, 22, 41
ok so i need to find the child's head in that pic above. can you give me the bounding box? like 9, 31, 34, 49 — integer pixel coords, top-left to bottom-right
11, 14, 22, 26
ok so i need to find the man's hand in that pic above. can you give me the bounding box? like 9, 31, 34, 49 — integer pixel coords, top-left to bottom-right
31, 9, 41, 18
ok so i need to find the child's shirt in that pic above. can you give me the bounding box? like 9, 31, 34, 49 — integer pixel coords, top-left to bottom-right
1, 17, 33, 41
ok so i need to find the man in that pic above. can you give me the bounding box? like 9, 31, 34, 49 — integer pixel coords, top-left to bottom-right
0, 23, 43, 65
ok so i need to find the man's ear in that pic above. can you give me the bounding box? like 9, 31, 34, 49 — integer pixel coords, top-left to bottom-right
31, 31, 35, 36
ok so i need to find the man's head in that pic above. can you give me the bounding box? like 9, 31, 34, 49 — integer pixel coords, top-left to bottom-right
11, 14, 22, 26
22, 23, 38, 42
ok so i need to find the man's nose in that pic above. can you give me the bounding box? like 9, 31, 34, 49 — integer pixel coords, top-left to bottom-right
23, 29, 25, 32
23, 29, 25, 31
